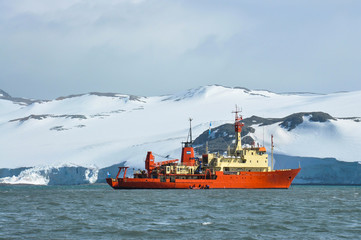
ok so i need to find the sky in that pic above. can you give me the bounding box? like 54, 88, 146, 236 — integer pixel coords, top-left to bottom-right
1, 0, 361, 99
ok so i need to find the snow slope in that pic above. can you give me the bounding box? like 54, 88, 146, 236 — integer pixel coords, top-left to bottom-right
0, 86, 360, 184
250, 116, 361, 163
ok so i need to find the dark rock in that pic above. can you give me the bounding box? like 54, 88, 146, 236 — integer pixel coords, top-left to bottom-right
0, 89, 11, 98
193, 123, 255, 154
96, 162, 126, 183
9, 114, 87, 123
0, 89, 43, 105
56, 92, 143, 102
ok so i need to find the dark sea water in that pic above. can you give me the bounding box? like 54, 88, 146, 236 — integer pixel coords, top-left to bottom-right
1, 185, 360, 240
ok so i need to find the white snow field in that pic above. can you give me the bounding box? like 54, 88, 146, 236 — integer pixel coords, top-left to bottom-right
0, 86, 360, 184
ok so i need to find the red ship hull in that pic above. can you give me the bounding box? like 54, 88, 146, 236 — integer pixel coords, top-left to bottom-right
106, 168, 301, 189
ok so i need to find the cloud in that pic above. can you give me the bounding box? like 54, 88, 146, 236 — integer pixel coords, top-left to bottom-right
2, 1, 245, 55
0, 0, 361, 99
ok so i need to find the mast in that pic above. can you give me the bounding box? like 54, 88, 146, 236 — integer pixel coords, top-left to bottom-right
206, 121, 211, 154
232, 105, 244, 156
185, 118, 193, 147
271, 135, 274, 171
189, 118, 193, 143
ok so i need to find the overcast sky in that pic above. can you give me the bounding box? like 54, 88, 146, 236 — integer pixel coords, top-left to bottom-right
1, 0, 361, 99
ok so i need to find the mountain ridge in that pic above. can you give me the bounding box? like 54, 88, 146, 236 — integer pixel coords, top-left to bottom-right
2, 84, 355, 103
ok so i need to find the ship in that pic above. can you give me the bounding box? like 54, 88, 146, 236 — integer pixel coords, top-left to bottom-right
106, 107, 300, 189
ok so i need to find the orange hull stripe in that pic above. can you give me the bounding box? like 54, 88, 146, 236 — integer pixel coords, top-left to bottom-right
107, 168, 301, 189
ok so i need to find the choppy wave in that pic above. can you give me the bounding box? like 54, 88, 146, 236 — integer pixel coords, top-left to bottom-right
2, 185, 360, 239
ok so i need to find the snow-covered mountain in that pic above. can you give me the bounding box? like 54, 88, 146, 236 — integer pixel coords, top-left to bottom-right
1, 85, 360, 185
